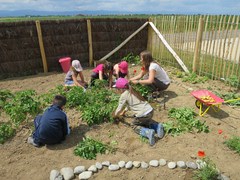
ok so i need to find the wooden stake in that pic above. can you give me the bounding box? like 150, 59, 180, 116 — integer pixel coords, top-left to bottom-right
193, 17, 204, 73
35, 20, 48, 73
87, 19, 93, 67
149, 22, 189, 73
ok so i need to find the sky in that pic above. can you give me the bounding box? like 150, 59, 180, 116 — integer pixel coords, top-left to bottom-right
0, 0, 239, 15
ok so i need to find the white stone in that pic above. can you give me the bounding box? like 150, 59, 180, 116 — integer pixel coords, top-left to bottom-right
74, 166, 86, 175
186, 161, 198, 169
102, 161, 110, 166
108, 164, 120, 171
177, 161, 186, 168
60, 167, 74, 180
159, 159, 167, 166
149, 160, 159, 167
141, 161, 149, 169
125, 161, 133, 169
118, 161, 126, 168
95, 162, 103, 170
168, 162, 177, 169
50, 170, 62, 180
88, 165, 97, 172
79, 171, 92, 180
133, 161, 141, 168
196, 159, 206, 169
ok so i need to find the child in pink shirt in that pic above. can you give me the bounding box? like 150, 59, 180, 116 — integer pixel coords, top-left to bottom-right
90, 62, 113, 87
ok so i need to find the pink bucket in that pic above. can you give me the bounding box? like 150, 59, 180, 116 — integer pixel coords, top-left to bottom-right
59, 57, 71, 73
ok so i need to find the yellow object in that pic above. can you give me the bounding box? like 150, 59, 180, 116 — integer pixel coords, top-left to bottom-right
200, 95, 215, 103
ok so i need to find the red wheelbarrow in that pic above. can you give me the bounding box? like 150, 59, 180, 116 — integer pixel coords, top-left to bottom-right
191, 90, 240, 117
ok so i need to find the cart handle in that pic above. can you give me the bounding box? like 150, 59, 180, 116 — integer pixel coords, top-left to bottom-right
224, 97, 240, 103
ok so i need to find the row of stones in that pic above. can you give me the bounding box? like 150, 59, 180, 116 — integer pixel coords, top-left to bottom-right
50, 159, 206, 180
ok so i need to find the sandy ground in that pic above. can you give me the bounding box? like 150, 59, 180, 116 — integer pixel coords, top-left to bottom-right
0, 66, 239, 180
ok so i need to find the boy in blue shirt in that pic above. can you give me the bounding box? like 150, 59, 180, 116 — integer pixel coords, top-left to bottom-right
27, 95, 70, 147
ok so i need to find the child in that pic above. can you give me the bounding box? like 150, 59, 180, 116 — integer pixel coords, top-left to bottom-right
27, 95, 70, 147
130, 50, 170, 92
65, 60, 88, 90
113, 60, 129, 79
90, 62, 113, 87
113, 78, 164, 146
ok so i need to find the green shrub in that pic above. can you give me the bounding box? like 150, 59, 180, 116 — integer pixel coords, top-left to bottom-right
224, 136, 240, 155
122, 53, 140, 65
194, 158, 219, 180
3, 90, 41, 126
163, 107, 209, 136
74, 137, 116, 160
0, 122, 15, 144
182, 72, 208, 84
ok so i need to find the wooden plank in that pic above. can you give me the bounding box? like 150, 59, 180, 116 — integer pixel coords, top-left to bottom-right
210, 15, 220, 79
35, 20, 48, 73
87, 19, 93, 67
193, 17, 204, 72
214, 15, 224, 79
149, 22, 189, 73
226, 15, 236, 77
97, 21, 149, 63
221, 15, 232, 78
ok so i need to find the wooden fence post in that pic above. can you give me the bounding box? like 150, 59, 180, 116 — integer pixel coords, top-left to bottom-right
35, 20, 48, 73
87, 19, 93, 67
193, 17, 204, 73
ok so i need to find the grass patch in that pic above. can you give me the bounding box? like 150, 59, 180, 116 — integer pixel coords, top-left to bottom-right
224, 136, 240, 155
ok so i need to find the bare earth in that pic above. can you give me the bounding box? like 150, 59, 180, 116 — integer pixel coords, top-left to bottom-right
0, 66, 239, 180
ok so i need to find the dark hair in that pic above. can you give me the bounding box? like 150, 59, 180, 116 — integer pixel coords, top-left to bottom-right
105, 62, 113, 71
53, 95, 67, 107
140, 50, 153, 72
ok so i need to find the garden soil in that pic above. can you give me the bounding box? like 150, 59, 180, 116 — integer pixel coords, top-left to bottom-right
0, 66, 239, 180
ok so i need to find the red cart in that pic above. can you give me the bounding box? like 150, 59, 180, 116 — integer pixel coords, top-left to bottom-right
191, 90, 239, 116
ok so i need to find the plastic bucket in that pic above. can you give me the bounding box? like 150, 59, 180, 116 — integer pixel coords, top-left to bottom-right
59, 57, 71, 73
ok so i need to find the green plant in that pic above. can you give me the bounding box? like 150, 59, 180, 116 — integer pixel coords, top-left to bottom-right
182, 72, 208, 84
163, 107, 209, 136
0, 122, 15, 144
193, 157, 219, 180
224, 136, 240, 155
226, 75, 239, 88
214, 91, 240, 106
3, 90, 41, 126
74, 137, 116, 160
122, 53, 140, 65
132, 83, 153, 99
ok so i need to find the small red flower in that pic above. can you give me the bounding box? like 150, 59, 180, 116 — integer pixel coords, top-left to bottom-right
141, 66, 145, 71
133, 70, 137, 74
218, 129, 223, 134
198, 151, 205, 157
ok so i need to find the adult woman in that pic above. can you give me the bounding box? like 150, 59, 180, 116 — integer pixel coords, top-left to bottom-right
64, 60, 88, 90
130, 50, 170, 92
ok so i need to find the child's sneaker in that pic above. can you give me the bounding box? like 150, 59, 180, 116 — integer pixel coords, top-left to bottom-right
27, 136, 40, 147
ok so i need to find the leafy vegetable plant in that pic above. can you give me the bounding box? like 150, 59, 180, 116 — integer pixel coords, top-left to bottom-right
122, 53, 140, 65
0, 122, 15, 144
74, 137, 116, 160
164, 107, 209, 136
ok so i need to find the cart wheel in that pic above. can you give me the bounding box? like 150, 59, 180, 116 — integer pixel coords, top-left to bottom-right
195, 100, 201, 109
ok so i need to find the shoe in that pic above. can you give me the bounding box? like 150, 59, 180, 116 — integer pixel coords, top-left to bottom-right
27, 136, 40, 147
140, 127, 155, 146
150, 123, 165, 139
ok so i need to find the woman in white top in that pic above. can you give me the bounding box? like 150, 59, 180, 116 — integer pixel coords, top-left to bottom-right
130, 50, 170, 91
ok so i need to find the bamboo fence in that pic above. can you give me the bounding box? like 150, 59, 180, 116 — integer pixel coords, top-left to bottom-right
148, 15, 240, 87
